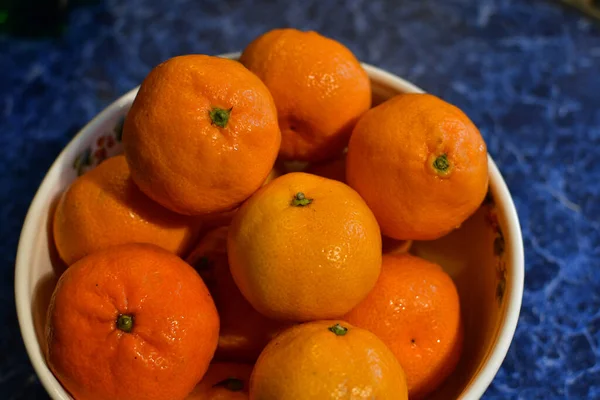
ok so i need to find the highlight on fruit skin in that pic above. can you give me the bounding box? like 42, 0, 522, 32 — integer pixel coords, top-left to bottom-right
122, 54, 282, 216
249, 320, 408, 400
45, 243, 220, 400
346, 93, 489, 241
52, 155, 202, 266
345, 253, 463, 399
240, 28, 371, 162
227, 172, 382, 322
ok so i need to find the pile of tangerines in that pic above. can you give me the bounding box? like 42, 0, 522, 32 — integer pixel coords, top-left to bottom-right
47, 28, 488, 400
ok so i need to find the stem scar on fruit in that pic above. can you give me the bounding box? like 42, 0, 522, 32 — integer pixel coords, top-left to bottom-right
209, 106, 233, 128
328, 323, 348, 336
429, 153, 452, 177
291, 192, 313, 207
116, 314, 134, 333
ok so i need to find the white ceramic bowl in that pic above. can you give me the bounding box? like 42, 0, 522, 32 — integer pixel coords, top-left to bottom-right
15, 54, 524, 400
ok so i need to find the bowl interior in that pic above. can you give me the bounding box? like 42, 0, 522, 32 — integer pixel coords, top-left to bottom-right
370, 66, 521, 399
16, 58, 522, 400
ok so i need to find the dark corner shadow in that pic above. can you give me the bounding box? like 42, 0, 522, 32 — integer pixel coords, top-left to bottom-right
1, 0, 113, 39
553, 0, 600, 24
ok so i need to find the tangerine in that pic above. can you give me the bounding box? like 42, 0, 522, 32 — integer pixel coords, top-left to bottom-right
46, 243, 219, 400
346, 93, 488, 240
228, 172, 382, 321
123, 55, 281, 215
241, 29, 370, 162
345, 253, 463, 399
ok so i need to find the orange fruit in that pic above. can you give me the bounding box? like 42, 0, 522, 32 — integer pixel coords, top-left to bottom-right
53, 155, 201, 265
123, 55, 281, 215
186, 227, 288, 362
199, 164, 284, 231
304, 152, 346, 183
346, 93, 488, 240
249, 320, 408, 400
228, 172, 382, 321
46, 243, 220, 400
186, 363, 252, 400
240, 29, 371, 162
345, 253, 463, 399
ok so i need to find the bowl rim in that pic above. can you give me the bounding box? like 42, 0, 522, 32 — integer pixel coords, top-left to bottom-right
15, 53, 524, 400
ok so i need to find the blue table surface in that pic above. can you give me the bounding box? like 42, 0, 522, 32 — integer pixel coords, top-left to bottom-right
2, 0, 599, 398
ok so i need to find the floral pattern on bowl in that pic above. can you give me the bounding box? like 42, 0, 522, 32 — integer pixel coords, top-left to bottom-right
73, 115, 125, 176
483, 191, 507, 306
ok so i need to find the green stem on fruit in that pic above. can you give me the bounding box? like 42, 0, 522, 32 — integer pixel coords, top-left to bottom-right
328, 323, 348, 336
209, 107, 233, 128
433, 154, 449, 171
116, 314, 134, 333
291, 192, 312, 207
432, 154, 452, 177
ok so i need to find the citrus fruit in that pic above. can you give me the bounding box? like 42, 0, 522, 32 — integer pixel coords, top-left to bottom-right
249, 320, 408, 400
186, 227, 288, 362
240, 29, 371, 162
198, 164, 284, 231
123, 55, 281, 215
345, 253, 463, 399
53, 155, 201, 265
186, 363, 252, 400
228, 172, 382, 321
346, 93, 488, 240
46, 243, 220, 400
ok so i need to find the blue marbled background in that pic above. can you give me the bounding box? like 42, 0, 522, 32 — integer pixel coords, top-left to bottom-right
1, 0, 600, 398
